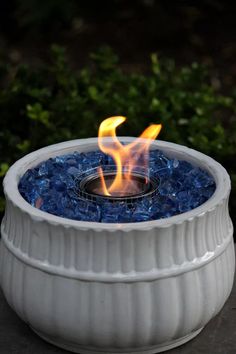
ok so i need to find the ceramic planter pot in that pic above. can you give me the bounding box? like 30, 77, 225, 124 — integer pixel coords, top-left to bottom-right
0, 138, 235, 354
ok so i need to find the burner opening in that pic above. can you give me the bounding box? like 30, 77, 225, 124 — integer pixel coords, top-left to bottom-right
79, 171, 157, 201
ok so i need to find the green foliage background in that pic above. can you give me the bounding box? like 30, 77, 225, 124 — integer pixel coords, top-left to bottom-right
1, 45, 236, 225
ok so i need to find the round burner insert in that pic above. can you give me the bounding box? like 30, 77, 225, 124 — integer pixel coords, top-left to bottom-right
77, 168, 159, 203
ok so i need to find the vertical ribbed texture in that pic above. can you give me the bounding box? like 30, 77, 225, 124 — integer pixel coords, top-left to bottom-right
0, 238, 235, 350
2, 196, 233, 274
0, 194, 235, 352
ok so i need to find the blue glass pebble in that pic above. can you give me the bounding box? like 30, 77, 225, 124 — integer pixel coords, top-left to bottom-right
18, 148, 216, 223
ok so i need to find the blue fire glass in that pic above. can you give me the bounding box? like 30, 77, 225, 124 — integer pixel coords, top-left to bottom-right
18, 148, 216, 223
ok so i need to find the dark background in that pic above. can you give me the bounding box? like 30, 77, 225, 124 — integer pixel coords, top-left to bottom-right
0, 0, 236, 227
0, 1, 236, 87
1, 4, 236, 353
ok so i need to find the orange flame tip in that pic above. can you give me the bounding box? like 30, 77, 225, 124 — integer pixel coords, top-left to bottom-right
98, 116, 162, 196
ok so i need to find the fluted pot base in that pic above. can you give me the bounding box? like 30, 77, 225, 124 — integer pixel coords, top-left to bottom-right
2, 138, 234, 353
31, 327, 203, 354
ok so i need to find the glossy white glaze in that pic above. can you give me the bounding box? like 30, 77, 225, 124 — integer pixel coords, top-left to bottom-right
0, 138, 235, 353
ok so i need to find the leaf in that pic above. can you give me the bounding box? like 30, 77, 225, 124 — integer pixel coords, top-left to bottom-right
151, 53, 160, 75
26, 103, 51, 127
0, 163, 9, 177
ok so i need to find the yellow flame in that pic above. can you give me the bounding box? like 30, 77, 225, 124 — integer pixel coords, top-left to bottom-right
98, 167, 110, 196
98, 116, 162, 196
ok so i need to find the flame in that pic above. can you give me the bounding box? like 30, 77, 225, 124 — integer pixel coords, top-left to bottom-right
98, 116, 162, 196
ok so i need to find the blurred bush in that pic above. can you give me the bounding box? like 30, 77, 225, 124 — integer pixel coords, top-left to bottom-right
0, 45, 236, 225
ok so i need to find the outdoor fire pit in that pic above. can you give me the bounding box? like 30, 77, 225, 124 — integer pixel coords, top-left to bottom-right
0, 116, 235, 354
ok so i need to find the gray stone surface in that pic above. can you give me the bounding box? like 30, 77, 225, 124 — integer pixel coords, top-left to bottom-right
0, 265, 235, 354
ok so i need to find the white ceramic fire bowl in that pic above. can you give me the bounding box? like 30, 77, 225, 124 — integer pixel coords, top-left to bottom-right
0, 138, 235, 354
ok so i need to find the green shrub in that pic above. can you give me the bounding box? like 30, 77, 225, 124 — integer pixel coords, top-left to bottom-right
1, 45, 236, 224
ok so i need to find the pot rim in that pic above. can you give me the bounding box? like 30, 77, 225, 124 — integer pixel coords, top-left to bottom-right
3, 137, 231, 231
